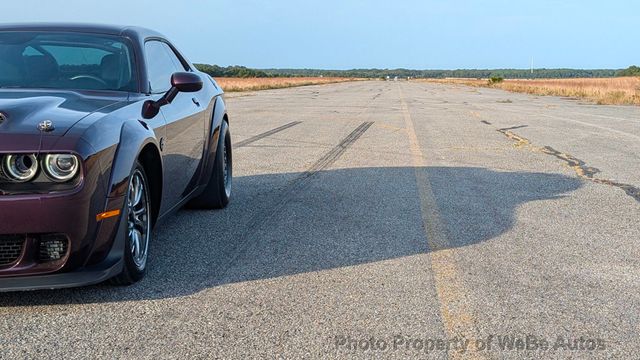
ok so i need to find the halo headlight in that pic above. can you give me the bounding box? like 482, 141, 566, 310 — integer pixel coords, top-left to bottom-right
2, 154, 38, 182
43, 154, 80, 182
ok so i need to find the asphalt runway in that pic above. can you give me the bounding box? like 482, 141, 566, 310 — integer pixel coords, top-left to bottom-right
1, 81, 638, 359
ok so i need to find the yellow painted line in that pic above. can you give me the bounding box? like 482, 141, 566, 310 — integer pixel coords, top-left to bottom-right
399, 84, 484, 360
376, 123, 406, 132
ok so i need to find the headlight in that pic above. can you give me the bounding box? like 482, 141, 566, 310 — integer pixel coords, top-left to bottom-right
43, 154, 80, 182
2, 154, 38, 182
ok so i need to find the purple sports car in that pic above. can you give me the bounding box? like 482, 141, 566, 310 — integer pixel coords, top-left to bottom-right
0, 24, 232, 291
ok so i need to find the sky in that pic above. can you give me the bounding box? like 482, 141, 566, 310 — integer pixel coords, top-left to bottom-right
1, 0, 638, 70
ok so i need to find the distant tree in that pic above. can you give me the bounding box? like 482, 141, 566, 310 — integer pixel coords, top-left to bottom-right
616, 66, 640, 77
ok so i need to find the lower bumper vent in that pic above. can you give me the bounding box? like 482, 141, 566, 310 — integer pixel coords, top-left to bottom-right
39, 234, 69, 262
0, 235, 25, 266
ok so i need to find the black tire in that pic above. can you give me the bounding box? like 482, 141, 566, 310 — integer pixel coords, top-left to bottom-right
111, 161, 152, 285
189, 121, 232, 209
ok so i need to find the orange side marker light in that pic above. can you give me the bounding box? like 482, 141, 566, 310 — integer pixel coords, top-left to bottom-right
96, 210, 121, 222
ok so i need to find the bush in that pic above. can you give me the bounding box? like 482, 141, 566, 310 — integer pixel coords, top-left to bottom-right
488, 76, 504, 85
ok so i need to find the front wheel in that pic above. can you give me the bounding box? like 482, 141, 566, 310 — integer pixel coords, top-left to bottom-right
111, 162, 152, 285
189, 121, 232, 209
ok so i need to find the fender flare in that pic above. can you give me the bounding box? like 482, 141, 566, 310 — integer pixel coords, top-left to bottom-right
107, 119, 163, 199
198, 95, 227, 187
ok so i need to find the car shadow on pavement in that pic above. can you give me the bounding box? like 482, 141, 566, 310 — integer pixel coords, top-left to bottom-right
0, 166, 582, 305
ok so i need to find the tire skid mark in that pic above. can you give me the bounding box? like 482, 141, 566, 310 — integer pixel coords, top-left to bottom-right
498, 128, 640, 203
207, 122, 374, 287
234, 121, 303, 148
305, 121, 373, 176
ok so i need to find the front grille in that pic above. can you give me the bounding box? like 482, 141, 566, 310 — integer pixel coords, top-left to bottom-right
38, 234, 69, 262
0, 235, 25, 266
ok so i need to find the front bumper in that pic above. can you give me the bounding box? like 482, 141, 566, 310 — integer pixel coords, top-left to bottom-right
0, 193, 127, 291
0, 131, 130, 291
0, 257, 123, 292
0, 169, 127, 290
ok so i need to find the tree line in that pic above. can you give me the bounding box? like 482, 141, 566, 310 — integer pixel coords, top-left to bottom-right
194, 64, 639, 79
194, 64, 270, 78
616, 66, 640, 77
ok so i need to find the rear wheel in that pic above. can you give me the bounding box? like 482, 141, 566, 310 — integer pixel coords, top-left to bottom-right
111, 162, 152, 285
189, 121, 232, 209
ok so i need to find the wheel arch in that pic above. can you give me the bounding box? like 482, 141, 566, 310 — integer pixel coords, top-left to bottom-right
196, 96, 228, 188
137, 143, 162, 227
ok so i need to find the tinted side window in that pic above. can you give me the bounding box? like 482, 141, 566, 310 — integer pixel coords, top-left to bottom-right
161, 43, 189, 72
145, 41, 180, 93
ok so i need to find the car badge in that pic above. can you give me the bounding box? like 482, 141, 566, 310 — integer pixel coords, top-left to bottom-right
0, 112, 6, 125
38, 120, 55, 132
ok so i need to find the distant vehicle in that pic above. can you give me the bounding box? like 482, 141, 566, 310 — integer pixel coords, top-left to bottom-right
0, 24, 232, 291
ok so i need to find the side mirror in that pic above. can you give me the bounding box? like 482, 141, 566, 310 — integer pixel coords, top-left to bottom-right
142, 72, 204, 119
171, 72, 203, 93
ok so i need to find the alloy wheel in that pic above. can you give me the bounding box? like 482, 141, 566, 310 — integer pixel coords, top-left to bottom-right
222, 138, 232, 197
127, 169, 150, 270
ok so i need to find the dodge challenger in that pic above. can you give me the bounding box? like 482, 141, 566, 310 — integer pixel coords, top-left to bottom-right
0, 24, 232, 291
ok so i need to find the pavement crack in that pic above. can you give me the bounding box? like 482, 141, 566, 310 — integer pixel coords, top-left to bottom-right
497, 128, 530, 148
498, 128, 640, 203
234, 121, 303, 148
498, 125, 528, 132
539, 146, 601, 178
540, 146, 640, 202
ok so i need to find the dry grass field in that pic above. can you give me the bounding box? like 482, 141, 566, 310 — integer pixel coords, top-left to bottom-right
215, 77, 357, 92
423, 77, 640, 105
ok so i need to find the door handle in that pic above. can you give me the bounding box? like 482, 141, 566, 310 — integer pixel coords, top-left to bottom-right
192, 98, 200, 107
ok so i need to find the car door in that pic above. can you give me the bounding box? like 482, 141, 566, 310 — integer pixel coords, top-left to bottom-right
144, 40, 205, 214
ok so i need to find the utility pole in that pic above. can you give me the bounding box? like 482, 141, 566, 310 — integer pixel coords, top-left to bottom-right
530, 57, 534, 78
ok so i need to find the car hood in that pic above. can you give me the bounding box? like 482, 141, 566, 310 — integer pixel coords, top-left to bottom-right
0, 90, 128, 136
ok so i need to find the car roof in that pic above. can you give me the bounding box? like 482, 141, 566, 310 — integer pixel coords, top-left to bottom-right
0, 23, 165, 39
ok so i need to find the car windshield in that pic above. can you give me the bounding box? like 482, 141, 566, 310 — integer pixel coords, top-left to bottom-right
0, 31, 137, 92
